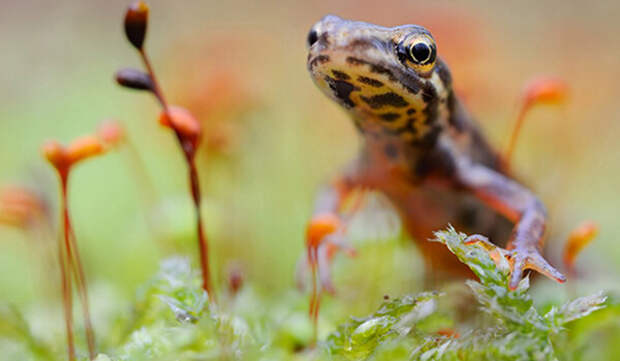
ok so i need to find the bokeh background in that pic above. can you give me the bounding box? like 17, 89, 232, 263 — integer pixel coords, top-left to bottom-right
0, 0, 619, 351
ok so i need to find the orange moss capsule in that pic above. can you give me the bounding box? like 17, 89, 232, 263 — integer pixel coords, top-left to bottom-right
504, 76, 569, 167
98, 120, 125, 147
42, 140, 68, 170
305, 213, 341, 249
522, 76, 568, 107
66, 135, 105, 165
159, 106, 201, 136
563, 221, 598, 273
0, 186, 45, 229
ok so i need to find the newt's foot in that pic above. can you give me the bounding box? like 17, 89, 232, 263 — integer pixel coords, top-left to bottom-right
465, 234, 566, 290
508, 247, 566, 290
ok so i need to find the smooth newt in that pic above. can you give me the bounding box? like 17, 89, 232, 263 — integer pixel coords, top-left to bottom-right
305, 15, 566, 290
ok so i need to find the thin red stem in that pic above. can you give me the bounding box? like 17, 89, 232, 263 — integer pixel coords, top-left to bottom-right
61, 172, 96, 360
504, 103, 530, 167
58, 171, 75, 361
139, 50, 169, 112
308, 246, 319, 346
188, 157, 213, 297
138, 49, 214, 300
313, 293, 321, 338
68, 229, 96, 359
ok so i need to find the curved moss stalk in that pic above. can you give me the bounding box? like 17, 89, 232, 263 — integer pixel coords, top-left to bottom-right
117, 1, 214, 300
140, 48, 213, 299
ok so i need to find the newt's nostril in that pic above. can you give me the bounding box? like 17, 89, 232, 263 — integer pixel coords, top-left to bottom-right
307, 30, 319, 47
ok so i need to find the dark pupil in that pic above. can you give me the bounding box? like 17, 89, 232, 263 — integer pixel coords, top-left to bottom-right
411, 43, 431, 63
307, 30, 319, 46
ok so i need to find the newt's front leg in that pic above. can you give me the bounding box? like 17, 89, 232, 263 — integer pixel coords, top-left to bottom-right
452, 151, 566, 289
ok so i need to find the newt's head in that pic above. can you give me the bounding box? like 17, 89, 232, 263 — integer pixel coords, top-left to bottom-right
307, 15, 451, 145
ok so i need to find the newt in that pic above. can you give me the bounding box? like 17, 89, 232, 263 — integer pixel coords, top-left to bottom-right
303, 15, 566, 301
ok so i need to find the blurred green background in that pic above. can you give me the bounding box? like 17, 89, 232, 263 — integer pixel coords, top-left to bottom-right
0, 0, 619, 331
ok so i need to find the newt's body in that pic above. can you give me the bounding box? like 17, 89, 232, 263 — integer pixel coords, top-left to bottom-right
305, 15, 565, 290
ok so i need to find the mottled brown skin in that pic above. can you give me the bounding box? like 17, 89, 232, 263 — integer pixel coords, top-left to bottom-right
306, 15, 565, 289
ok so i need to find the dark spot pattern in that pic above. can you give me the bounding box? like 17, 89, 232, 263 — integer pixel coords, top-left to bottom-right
360, 92, 408, 109
344, 57, 423, 95
421, 88, 436, 103
347, 39, 375, 50
402, 83, 420, 95
357, 76, 384, 87
406, 119, 417, 133
331, 70, 350, 80
319, 32, 330, 46
324, 75, 359, 108
421, 83, 439, 126
308, 55, 330, 69
308, 49, 447, 149
379, 113, 401, 122
346, 57, 396, 81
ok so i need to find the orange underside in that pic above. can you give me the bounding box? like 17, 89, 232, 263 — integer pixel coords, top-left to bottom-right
380, 177, 513, 281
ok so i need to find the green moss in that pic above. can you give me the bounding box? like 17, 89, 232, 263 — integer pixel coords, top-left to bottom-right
322, 227, 608, 361
0, 228, 614, 361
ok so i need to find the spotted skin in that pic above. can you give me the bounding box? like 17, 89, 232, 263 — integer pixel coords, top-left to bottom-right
306, 15, 566, 289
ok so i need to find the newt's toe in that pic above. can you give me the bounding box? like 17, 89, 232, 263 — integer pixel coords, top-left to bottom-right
509, 250, 566, 290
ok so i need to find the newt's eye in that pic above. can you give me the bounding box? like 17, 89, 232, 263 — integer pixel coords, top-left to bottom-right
397, 34, 437, 72
409, 41, 435, 65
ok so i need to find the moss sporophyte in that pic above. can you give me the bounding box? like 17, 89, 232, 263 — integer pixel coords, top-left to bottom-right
116, 0, 214, 301
42, 130, 118, 360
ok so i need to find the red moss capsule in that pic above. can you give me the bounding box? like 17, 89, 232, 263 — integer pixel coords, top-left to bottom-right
124, 1, 149, 50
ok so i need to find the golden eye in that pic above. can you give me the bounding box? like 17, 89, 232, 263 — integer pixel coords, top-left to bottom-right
409, 41, 435, 64
397, 35, 437, 68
